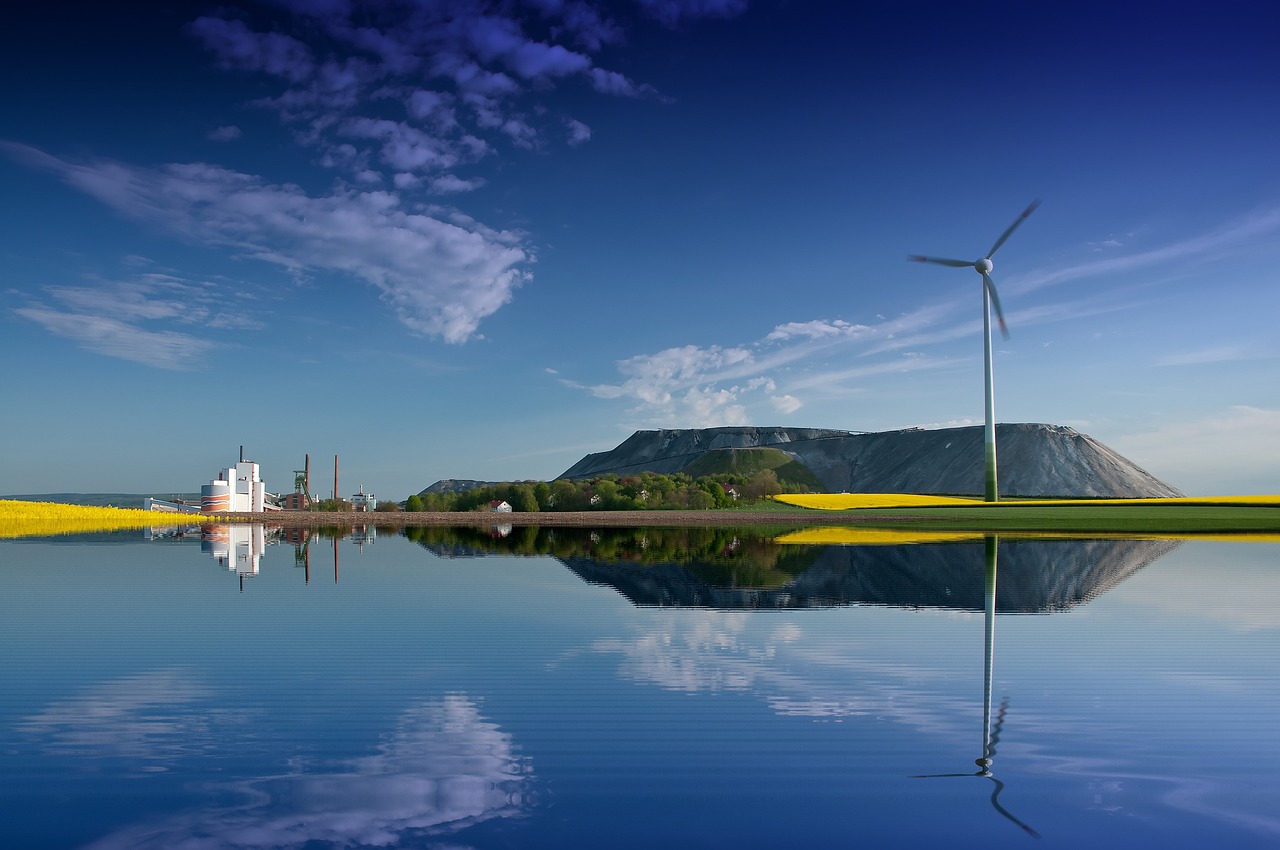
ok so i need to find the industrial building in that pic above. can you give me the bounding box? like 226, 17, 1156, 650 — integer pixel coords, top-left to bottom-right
201, 456, 269, 513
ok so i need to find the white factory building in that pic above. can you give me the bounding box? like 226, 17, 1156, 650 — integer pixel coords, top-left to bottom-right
201, 457, 268, 513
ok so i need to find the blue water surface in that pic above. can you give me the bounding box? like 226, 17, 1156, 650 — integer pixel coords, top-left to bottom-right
1, 526, 1277, 849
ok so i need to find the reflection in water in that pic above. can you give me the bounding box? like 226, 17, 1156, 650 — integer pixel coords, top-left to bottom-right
913, 536, 1040, 838
565, 534, 1179, 612
202, 524, 270, 588
403, 525, 1181, 611
17, 669, 244, 771
147, 524, 391, 587
81, 695, 529, 850
10, 526, 1278, 846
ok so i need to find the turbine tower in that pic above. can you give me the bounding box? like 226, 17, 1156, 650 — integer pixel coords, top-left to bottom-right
909, 200, 1039, 502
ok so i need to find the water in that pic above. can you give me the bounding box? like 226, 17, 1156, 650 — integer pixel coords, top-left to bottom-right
2, 525, 1278, 848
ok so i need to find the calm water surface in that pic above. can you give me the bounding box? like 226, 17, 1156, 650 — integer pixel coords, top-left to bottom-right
2, 525, 1278, 849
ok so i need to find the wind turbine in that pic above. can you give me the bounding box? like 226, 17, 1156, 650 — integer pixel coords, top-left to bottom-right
909, 200, 1039, 502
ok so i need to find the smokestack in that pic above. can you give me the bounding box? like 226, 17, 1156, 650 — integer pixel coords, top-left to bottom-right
334, 454, 339, 501
240, 445, 244, 463
305, 453, 310, 495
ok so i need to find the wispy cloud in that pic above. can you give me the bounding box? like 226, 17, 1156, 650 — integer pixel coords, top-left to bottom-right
14, 308, 216, 370
3, 142, 530, 343
574, 202, 1280, 429
10, 270, 262, 370
1014, 205, 1280, 295
1153, 344, 1252, 367
562, 305, 961, 426
6, 3, 752, 346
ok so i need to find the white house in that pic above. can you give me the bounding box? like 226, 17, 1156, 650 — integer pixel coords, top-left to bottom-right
488, 499, 512, 513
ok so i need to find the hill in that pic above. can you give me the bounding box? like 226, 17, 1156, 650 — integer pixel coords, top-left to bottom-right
681, 447, 825, 491
418, 479, 496, 496
559, 424, 1183, 499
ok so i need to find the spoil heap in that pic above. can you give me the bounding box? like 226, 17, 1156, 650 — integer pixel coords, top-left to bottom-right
560, 424, 1182, 499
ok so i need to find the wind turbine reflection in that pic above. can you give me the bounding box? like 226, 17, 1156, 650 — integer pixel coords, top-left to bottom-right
912, 535, 1041, 839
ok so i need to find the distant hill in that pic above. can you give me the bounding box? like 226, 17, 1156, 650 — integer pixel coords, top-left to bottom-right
417, 479, 499, 496
1, 493, 200, 508
681, 447, 825, 491
559, 424, 1183, 499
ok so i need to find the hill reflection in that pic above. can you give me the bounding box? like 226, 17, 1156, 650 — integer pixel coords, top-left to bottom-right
401, 526, 1181, 613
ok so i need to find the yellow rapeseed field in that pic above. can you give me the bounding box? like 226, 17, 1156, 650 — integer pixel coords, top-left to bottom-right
774, 528, 985, 545
0, 500, 229, 540
775, 493, 982, 510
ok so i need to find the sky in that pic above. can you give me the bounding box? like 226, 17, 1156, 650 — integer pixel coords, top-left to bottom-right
2, 0, 1278, 499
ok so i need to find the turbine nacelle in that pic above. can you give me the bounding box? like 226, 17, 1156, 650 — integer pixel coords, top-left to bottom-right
975, 257, 993, 274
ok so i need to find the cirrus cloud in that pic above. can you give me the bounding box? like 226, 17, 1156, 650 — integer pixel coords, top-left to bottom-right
4, 142, 530, 343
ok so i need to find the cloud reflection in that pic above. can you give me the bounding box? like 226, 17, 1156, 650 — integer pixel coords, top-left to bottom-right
594, 609, 1280, 840
18, 668, 241, 770
83, 694, 529, 849
593, 610, 973, 731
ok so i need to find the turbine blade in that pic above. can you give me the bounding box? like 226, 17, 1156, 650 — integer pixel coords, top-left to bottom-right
908, 255, 973, 268
986, 199, 1041, 259
983, 272, 1010, 339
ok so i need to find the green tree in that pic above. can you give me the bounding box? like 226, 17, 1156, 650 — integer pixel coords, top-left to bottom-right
685, 488, 715, 510
549, 478, 582, 511
509, 483, 539, 512
743, 469, 781, 501
404, 494, 425, 512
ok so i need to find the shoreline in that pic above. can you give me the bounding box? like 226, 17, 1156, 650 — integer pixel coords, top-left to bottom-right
224, 509, 863, 528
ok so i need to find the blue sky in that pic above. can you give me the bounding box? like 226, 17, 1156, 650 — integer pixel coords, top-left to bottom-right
2, 0, 1278, 499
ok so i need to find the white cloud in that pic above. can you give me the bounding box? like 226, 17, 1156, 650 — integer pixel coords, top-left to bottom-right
10, 270, 267, 369
16, 303, 211, 370
189, 1, 667, 190
6, 144, 530, 343
765, 319, 869, 341
572, 306, 958, 427
190, 16, 315, 82
430, 173, 486, 194
683, 386, 748, 426
566, 117, 592, 146
207, 124, 242, 141
772, 394, 803, 415
588, 66, 647, 96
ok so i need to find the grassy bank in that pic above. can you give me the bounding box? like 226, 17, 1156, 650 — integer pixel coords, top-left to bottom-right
772, 493, 1280, 535
5, 495, 1280, 539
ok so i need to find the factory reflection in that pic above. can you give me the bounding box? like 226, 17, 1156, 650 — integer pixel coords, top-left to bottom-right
144, 523, 379, 590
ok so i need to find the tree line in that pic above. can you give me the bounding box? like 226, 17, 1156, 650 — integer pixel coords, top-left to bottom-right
402, 469, 805, 513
